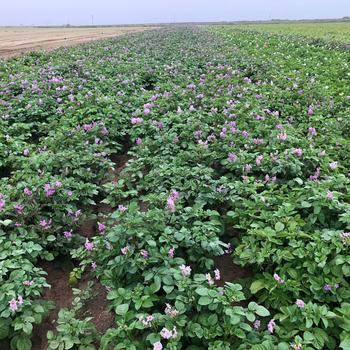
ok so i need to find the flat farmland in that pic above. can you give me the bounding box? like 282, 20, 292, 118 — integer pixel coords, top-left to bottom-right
0, 26, 154, 58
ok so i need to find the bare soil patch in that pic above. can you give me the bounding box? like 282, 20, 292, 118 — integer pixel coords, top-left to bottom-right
0, 27, 155, 58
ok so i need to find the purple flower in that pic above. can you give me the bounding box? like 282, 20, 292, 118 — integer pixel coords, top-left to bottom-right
323, 284, 332, 292
206, 273, 214, 285
214, 268, 221, 281
253, 320, 261, 329
98, 223, 106, 233
23, 149, 30, 156
308, 106, 314, 116
91, 262, 97, 270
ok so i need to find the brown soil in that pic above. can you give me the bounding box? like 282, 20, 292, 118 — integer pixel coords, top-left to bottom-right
31, 262, 114, 350
31, 261, 73, 350
79, 218, 97, 238
0, 27, 157, 58
214, 254, 252, 287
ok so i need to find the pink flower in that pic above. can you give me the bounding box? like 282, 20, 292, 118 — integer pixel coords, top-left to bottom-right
326, 191, 334, 200
131, 117, 143, 125
308, 127, 317, 136
13, 204, 24, 214
256, 155, 264, 166
295, 299, 305, 309
165, 304, 178, 317
291, 343, 302, 350
168, 248, 175, 258
329, 161, 338, 170
214, 269, 221, 281
140, 249, 149, 258
225, 243, 233, 254
206, 273, 214, 285
277, 133, 288, 141
91, 262, 97, 270
23, 280, 34, 286
18, 295, 23, 305
228, 153, 237, 162
118, 204, 128, 212
23, 149, 30, 156
84, 239, 94, 251
64, 230, 73, 239
253, 320, 261, 329
166, 191, 179, 212
135, 137, 142, 145
44, 184, 55, 197
242, 130, 249, 138
9, 298, 18, 311
24, 187, 32, 196
308, 106, 314, 116
153, 342, 163, 350
273, 273, 285, 284
101, 127, 109, 136
0, 198, 5, 211
160, 328, 173, 339
293, 148, 303, 157
39, 219, 52, 230
180, 264, 191, 277
121, 246, 129, 255
267, 319, 276, 334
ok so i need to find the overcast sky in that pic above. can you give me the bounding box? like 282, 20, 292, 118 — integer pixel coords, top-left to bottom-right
1, 0, 349, 26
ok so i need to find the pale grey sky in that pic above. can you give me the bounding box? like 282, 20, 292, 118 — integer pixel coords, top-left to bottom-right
0, 0, 349, 26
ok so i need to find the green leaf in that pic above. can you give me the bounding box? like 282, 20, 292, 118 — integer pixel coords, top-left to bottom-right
198, 296, 212, 305
115, 304, 129, 315
195, 288, 208, 296
163, 285, 174, 294
250, 280, 265, 294
12, 335, 32, 350
255, 305, 270, 317
0, 318, 10, 339
340, 336, 350, 349
275, 222, 285, 232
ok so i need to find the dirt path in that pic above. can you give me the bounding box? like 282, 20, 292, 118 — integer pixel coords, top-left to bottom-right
0, 27, 156, 58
